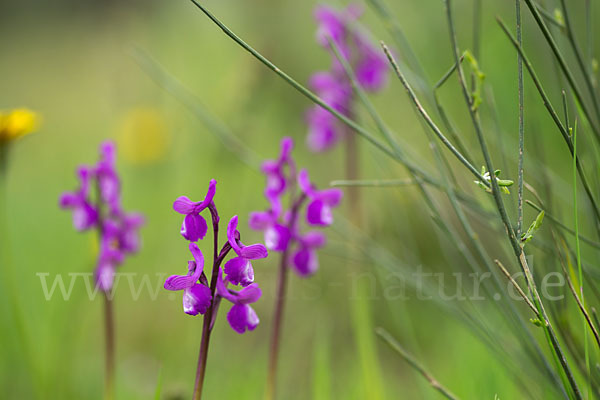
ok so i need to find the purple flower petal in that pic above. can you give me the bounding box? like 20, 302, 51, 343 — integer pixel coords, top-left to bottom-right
264, 223, 291, 252
234, 283, 262, 304
306, 106, 339, 152
298, 169, 314, 196
314, 5, 346, 47
183, 283, 212, 316
224, 256, 254, 287
249, 210, 273, 230
59, 192, 78, 208
173, 196, 196, 214
306, 199, 333, 226
354, 34, 388, 91
189, 243, 205, 270
97, 167, 120, 204
240, 243, 268, 260
164, 273, 196, 291
216, 269, 235, 302
300, 231, 327, 248
180, 213, 208, 242
293, 247, 319, 277
317, 188, 343, 206
227, 215, 242, 254
95, 260, 116, 292
227, 304, 259, 334
279, 137, 294, 162
99, 141, 116, 165
72, 202, 98, 231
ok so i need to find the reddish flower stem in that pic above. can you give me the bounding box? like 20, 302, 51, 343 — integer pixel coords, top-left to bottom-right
266, 194, 306, 400
193, 204, 233, 400
103, 293, 115, 400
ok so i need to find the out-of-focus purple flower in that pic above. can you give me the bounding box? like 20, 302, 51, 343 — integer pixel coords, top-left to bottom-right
224, 216, 268, 287
249, 198, 291, 252
60, 140, 145, 292
173, 179, 216, 242
249, 137, 342, 277
95, 220, 125, 291
59, 167, 98, 231
96, 142, 120, 210
217, 268, 262, 334
298, 169, 343, 226
354, 34, 389, 91
292, 231, 326, 277
117, 212, 145, 254
164, 243, 212, 316
260, 137, 294, 199
307, 3, 388, 152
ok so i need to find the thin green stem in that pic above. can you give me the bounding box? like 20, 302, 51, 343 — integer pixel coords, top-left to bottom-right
572, 123, 591, 399
526, 200, 600, 250
522, 0, 600, 142
497, 17, 600, 226
533, 2, 566, 29
380, 44, 488, 186
446, 2, 582, 397
330, 178, 415, 187
376, 328, 459, 400
516, 0, 525, 237
433, 55, 474, 165
131, 47, 262, 169
559, 0, 600, 118
187, 0, 397, 161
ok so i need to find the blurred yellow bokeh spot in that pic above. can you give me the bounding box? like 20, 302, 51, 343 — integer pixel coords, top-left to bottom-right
117, 107, 171, 164
0, 108, 41, 143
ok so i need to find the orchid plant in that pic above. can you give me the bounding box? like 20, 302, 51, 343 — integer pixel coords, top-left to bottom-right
249, 137, 342, 399
164, 179, 268, 399
60, 141, 144, 399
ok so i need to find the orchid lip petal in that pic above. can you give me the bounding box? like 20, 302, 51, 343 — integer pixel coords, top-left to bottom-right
183, 283, 212, 316
224, 257, 254, 287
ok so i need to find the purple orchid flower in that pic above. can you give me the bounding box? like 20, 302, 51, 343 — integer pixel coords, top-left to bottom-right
164, 243, 212, 316
249, 137, 342, 279
307, 3, 388, 152
224, 215, 268, 287
59, 166, 98, 231
249, 197, 291, 252
298, 169, 343, 226
173, 179, 216, 242
94, 141, 122, 217
217, 268, 262, 334
292, 231, 326, 277
60, 140, 144, 293
95, 220, 125, 291
260, 137, 294, 198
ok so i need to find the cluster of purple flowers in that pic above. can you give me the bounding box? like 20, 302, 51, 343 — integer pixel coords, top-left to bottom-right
306, 3, 388, 152
250, 137, 342, 276
164, 180, 268, 334
60, 141, 144, 291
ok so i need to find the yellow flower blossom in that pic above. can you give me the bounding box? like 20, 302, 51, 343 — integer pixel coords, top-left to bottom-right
117, 107, 171, 164
0, 108, 41, 143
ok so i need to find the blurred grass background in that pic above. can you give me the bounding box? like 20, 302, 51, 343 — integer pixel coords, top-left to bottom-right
1, 0, 598, 398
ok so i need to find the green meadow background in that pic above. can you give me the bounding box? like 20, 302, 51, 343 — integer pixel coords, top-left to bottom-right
1, 0, 598, 399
